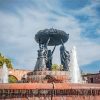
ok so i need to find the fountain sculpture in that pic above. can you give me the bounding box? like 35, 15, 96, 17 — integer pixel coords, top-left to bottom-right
34, 28, 70, 71
33, 28, 81, 83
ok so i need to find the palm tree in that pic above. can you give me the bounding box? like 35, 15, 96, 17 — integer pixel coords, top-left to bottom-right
0, 53, 13, 69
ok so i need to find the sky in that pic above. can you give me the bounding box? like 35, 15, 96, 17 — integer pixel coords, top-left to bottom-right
0, 0, 100, 73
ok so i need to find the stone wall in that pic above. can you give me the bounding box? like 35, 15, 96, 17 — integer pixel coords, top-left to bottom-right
0, 83, 100, 100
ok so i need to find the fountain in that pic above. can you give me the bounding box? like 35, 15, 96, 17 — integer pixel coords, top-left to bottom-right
0, 28, 99, 100
69, 46, 82, 83
1, 63, 8, 83
34, 28, 69, 71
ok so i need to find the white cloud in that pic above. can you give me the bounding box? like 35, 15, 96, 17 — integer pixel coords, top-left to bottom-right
0, 0, 100, 71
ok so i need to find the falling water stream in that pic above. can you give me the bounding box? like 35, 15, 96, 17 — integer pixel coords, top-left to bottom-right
69, 46, 82, 83
1, 63, 8, 83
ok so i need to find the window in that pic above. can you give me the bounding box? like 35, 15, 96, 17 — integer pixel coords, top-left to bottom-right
90, 78, 93, 83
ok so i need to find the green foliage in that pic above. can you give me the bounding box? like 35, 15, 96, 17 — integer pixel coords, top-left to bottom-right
8, 75, 18, 83
51, 64, 59, 71
0, 53, 13, 69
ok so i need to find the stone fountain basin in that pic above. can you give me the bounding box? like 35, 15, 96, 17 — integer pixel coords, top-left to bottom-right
35, 28, 69, 46
0, 83, 100, 100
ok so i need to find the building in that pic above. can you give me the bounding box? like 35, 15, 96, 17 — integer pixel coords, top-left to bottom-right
83, 72, 100, 84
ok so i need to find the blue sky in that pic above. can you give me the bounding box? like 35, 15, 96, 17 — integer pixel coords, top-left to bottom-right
0, 0, 100, 73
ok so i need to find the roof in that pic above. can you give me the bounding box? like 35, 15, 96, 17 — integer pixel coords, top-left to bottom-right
83, 73, 100, 76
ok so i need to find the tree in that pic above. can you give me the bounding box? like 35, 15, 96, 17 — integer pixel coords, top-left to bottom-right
8, 75, 18, 83
0, 53, 4, 66
0, 53, 13, 69
4, 58, 13, 69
